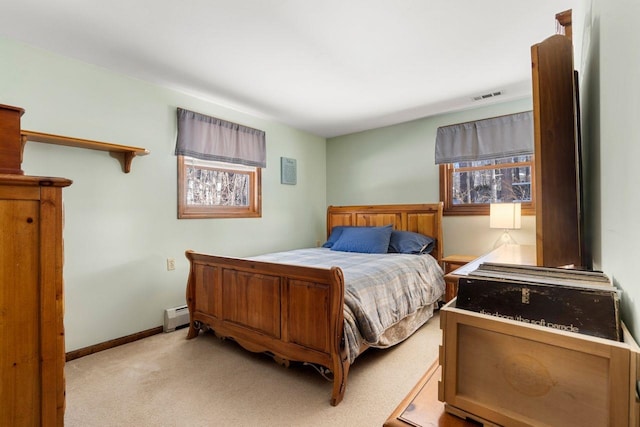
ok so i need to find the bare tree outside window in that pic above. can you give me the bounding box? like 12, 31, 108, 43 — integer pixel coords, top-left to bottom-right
186, 167, 250, 206
178, 156, 261, 218
440, 155, 534, 216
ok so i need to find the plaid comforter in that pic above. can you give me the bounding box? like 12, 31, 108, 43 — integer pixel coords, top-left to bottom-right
250, 248, 445, 362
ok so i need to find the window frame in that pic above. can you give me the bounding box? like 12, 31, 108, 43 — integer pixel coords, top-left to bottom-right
177, 155, 262, 219
439, 156, 536, 216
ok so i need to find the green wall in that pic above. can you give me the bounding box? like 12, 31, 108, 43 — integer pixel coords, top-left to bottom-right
328, 0, 640, 339
581, 0, 640, 338
326, 98, 536, 257
4, 0, 639, 351
0, 37, 327, 351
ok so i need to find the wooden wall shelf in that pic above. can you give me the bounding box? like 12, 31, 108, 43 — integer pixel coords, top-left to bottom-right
21, 130, 150, 173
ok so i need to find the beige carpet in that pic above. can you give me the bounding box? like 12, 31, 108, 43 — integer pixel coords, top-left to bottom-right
65, 312, 441, 427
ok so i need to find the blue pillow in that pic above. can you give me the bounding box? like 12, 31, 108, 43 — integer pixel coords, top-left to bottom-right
330, 225, 393, 254
388, 230, 435, 255
322, 226, 349, 248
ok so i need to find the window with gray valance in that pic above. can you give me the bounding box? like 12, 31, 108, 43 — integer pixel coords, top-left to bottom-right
435, 111, 533, 164
175, 108, 264, 219
175, 108, 266, 168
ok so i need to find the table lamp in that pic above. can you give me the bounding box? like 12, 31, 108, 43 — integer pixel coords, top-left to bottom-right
490, 202, 521, 248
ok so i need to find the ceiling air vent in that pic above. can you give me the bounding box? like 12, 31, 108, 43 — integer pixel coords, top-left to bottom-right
472, 91, 503, 101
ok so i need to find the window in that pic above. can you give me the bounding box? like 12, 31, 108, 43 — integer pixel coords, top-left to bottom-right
178, 156, 261, 219
435, 111, 535, 216
174, 108, 266, 219
440, 155, 534, 215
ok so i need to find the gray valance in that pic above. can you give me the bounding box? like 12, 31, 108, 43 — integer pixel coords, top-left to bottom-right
435, 111, 533, 164
175, 108, 266, 168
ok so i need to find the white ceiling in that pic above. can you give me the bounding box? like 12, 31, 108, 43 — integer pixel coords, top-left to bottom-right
0, 1, 577, 138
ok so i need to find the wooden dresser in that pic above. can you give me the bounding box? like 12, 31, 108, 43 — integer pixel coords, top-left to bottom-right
0, 104, 71, 426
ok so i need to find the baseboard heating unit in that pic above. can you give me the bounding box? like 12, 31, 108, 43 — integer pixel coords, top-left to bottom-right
163, 305, 189, 332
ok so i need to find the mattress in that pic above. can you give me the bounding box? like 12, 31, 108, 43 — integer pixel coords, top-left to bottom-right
250, 247, 445, 362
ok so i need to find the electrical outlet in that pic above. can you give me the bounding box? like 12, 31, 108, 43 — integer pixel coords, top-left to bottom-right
167, 258, 176, 271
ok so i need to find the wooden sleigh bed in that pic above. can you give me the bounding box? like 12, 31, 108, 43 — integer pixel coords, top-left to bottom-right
184, 203, 444, 405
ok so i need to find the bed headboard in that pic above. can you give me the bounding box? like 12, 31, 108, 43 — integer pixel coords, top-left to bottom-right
326, 202, 444, 262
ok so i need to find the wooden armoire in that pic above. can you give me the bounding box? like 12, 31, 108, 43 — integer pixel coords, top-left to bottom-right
531, 10, 588, 269
0, 104, 71, 426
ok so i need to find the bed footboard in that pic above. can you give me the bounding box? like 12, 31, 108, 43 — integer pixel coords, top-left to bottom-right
185, 250, 350, 406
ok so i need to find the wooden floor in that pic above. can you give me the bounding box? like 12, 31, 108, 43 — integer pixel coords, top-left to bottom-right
384, 360, 480, 427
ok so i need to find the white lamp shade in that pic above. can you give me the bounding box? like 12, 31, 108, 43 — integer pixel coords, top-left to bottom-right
489, 203, 522, 229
